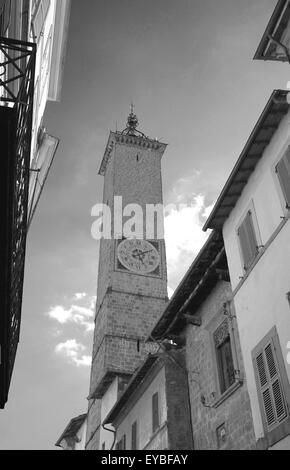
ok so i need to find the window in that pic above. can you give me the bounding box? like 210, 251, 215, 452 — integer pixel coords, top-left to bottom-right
39, 27, 53, 102
237, 209, 259, 271
0, 0, 11, 36
31, 0, 51, 41
116, 435, 126, 450
275, 149, 290, 209
152, 392, 160, 433
214, 319, 236, 394
131, 421, 138, 450
102, 442, 105, 450
252, 327, 290, 435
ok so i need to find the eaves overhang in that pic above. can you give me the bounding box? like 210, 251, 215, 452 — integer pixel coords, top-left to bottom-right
254, 0, 290, 61
98, 131, 167, 176
55, 413, 87, 448
149, 230, 228, 341
203, 89, 290, 232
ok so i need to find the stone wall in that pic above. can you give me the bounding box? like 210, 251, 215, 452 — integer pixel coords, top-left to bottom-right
185, 281, 256, 450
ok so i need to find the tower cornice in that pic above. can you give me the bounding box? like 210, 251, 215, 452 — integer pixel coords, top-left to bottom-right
98, 131, 167, 176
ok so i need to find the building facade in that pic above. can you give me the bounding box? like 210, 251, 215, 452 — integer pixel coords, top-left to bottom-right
151, 231, 256, 450
56, 414, 87, 451
204, 90, 290, 449
0, 0, 71, 408
85, 111, 169, 450
103, 352, 193, 451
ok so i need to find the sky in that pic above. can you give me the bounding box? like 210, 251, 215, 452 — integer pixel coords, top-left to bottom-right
1, 0, 290, 450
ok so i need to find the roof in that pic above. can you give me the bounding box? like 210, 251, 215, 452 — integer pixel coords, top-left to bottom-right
103, 354, 160, 425
204, 90, 290, 231
55, 413, 87, 447
98, 131, 167, 176
254, 0, 290, 61
150, 230, 228, 340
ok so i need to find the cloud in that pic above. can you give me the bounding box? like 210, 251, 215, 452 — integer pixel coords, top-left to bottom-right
167, 286, 174, 299
55, 339, 91, 367
48, 306, 72, 324
74, 293, 87, 300
47, 294, 95, 333
164, 173, 214, 291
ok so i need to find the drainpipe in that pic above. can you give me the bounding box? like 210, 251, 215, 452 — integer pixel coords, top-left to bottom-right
102, 423, 117, 451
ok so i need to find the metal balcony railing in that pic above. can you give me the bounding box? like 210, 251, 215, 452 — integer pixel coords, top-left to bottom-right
0, 36, 36, 408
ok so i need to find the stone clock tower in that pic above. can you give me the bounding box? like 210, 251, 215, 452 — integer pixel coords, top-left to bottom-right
86, 109, 168, 450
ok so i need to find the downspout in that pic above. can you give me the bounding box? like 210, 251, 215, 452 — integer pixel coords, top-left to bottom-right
102, 423, 117, 451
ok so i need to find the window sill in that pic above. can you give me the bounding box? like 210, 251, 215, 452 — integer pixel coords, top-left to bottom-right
212, 380, 243, 409
256, 416, 290, 450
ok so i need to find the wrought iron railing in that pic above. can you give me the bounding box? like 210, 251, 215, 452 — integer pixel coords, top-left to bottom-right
0, 36, 36, 399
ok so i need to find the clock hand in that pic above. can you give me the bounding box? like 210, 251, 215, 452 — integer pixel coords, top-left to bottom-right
140, 249, 154, 257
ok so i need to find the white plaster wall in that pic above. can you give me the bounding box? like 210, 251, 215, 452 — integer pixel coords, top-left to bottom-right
29, 0, 57, 161
223, 109, 290, 441
224, 109, 290, 290
269, 434, 290, 450
99, 378, 119, 450
75, 420, 87, 450
114, 367, 167, 450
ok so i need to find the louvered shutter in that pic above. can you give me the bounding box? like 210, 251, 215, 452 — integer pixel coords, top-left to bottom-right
254, 340, 288, 431
31, 0, 51, 41
238, 210, 258, 270
276, 149, 290, 208
152, 392, 159, 433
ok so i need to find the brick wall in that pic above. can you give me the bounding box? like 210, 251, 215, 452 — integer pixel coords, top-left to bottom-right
185, 281, 256, 450
86, 399, 101, 450
86, 134, 168, 449
165, 352, 194, 450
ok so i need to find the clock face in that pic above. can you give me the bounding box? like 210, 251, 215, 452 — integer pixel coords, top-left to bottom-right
117, 239, 160, 274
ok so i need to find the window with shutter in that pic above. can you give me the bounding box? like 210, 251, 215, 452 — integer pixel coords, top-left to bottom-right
238, 210, 259, 271
31, 0, 51, 41
214, 320, 236, 394
253, 329, 289, 435
131, 421, 137, 450
152, 392, 160, 433
276, 149, 290, 209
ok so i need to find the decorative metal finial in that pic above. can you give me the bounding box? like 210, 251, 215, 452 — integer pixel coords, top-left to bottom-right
126, 102, 139, 134
120, 104, 147, 138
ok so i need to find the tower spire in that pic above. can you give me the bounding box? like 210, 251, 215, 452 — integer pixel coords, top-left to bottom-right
121, 103, 147, 138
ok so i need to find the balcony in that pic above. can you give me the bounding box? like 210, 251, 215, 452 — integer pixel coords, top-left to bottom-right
0, 37, 36, 408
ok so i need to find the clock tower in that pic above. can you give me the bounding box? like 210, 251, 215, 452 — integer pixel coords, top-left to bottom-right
86, 109, 168, 450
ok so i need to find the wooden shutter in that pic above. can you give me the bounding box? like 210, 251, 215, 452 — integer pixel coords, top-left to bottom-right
238, 210, 258, 270
152, 392, 159, 433
276, 149, 290, 208
254, 339, 288, 432
131, 421, 137, 450
31, 0, 51, 40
